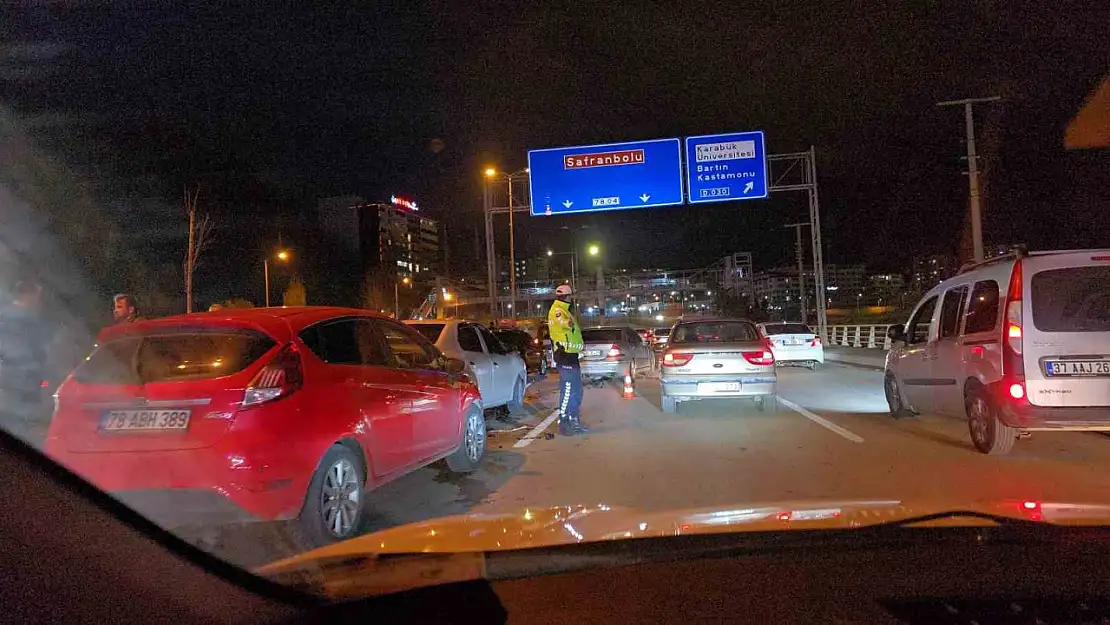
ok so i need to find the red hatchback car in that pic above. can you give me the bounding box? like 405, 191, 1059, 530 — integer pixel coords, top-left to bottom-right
44, 307, 484, 546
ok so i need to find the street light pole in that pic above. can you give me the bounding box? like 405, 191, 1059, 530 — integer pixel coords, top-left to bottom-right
937, 96, 1001, 263
263, 249, 291, 308
507, 176, 517, 319
483, 173, 496, 319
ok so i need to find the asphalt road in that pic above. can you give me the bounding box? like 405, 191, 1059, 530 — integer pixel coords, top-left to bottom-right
191, 362, 1110, 569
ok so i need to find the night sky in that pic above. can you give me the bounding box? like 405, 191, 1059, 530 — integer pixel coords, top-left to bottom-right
3, 2, 1108, 291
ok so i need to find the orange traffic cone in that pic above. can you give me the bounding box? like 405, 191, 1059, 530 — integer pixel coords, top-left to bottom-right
622, 374, 635, 400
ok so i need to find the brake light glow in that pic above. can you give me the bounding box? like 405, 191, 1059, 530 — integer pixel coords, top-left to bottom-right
242, 343, 303, 409
662, 352, 693, 367
1020, 500, 1043, 521
743, 350, 775, 366
607, 346, 622, 358
1002, 259, 1026, 385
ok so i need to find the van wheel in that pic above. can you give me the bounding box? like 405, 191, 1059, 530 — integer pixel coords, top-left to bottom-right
966, 387, 1016, 455
300, 445, 366, 547
884, 373, 913, 419
446, 407, 487, 473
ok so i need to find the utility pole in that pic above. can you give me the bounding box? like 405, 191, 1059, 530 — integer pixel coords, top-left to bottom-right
937, 96, 1001, 263
785, 223, 808, 322
483, 178, 496, 318
507, 176, 517, 319
596, 265, 604, 317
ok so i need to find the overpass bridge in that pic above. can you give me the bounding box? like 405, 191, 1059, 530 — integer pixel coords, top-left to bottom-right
412, 253, 754, 322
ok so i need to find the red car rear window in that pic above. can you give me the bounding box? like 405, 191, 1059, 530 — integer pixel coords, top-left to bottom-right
73, 331, 275, 384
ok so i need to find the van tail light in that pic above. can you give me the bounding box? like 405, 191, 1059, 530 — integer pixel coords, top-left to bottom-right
242, 343, 303, 409
662, 352, 693, 367
743, 350, 775, 366
1002, 259, 1026, 397
809, 337, 822, 347
607, 346, 623, 358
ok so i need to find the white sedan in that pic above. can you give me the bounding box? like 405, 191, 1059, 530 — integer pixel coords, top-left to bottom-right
757, 322, 825, 370
406, 320, 528, 410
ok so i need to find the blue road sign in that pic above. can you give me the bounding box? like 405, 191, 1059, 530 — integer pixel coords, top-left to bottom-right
527, 138, 684, 216
685, 131, 768, 204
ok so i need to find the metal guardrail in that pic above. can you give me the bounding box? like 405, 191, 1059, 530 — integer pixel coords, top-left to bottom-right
825, 325, 894, 350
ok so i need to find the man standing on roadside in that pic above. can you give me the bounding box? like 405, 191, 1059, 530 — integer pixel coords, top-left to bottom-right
0, 278, 50, 447
112, 293, 140, 324
547, 284, 588, 436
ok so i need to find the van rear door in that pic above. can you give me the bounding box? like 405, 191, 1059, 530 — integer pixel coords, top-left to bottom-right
1024, 252, 1110, 407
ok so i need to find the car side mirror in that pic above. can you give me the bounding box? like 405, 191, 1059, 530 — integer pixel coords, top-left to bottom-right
444, 357, 467, 375
887, 326, 906, 342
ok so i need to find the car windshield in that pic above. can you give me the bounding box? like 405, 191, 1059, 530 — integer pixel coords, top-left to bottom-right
74, 331, 275, 384
671, 322, 758, 344
762, 323, 812, 336
2, 2, 1107, 606
1030, 267, 1110, 332
581, 329, 623, 343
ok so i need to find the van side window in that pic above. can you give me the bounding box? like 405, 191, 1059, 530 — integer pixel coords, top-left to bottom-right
906, 296, 938, 344
964, 280, 1000, 334
939, 285, 969, 339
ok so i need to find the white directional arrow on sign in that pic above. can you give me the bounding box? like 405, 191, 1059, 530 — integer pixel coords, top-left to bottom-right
743, 181, 755, 194
640, 193, 650, 202
562, 200, 573, 209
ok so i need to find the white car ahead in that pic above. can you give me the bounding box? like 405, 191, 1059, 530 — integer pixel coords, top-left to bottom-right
757, 322, 824, 370
406, 320, 528, 410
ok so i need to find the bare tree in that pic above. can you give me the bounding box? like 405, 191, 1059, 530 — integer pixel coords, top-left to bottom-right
183, 186, 214, 313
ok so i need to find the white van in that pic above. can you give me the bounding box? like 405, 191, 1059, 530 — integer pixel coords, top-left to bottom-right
885, 249, 1110, 455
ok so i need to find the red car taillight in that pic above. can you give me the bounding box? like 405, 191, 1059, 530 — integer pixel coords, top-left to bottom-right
241, 343, 303, 409
607, 346, 623, 358
1002, 259, 1026, 398
743, 350, 775, 366
662, 352, 693, 367
810, 337, 822, 347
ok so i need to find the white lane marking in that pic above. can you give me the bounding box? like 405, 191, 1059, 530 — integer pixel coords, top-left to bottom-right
513, 410, 560, 448
777, 397, 865, 443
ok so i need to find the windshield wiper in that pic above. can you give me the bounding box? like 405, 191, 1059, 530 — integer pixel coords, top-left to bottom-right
857, 509, 1055, 531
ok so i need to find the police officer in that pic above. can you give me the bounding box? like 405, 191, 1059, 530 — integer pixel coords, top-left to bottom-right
547, 284, 588, 436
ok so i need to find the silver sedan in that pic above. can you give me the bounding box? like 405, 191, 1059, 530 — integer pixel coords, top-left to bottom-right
659, 318, 777, 414
406, 320, 528, 410
578, 326, 655, 383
